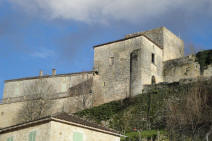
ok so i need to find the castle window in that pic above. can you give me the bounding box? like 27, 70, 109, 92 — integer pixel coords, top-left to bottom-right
151, 53, 155, 64
109, 57, 114, 65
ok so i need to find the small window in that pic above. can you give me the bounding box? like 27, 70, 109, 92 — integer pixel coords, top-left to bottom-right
109, 57, 114, 65
7, 137, 13, 141
151, 76, 156, 84
73, 132, 83, 141
151, 53, 155, 64
29, 131, 36, 141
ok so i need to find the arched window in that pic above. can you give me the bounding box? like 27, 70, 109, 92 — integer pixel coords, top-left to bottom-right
151, 76, 156, 84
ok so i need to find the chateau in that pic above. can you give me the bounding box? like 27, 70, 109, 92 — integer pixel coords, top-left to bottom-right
3, 26, 184, 100
1, 26, 212, 129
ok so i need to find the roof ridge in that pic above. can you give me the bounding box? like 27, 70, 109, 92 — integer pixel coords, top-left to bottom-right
5, 71, 96, 83
93, 34, 162, 49
0, 112, 121, 136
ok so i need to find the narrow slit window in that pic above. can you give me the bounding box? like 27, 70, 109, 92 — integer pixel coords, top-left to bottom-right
152, 53, 155, 64
151, 76, 156, 84
109, 57, 114, 65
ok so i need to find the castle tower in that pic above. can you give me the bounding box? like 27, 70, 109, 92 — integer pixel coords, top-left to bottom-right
93, 27, 170, 103
126, 27, 184, 61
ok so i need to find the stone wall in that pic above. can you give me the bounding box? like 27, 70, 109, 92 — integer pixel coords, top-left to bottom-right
163, 55, 200, 83
0, 93, 95, 129
3, 72, 94, 98
203, 64, 212, 77
69, 78, 93, 96
163, 54, 212, 83
93, 35, 163, 103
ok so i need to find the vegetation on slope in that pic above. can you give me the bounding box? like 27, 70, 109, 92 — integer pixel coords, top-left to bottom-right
75, 78, 212, 141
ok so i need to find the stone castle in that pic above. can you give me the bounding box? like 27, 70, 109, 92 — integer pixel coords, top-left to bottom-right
1, 26, 212, 129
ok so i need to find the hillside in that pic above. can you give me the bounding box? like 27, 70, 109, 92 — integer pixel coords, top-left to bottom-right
75, 77, 212, 140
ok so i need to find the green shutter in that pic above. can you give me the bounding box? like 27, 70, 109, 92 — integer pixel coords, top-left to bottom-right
29, 131, 36, 141
33, 131, 36, 141
29, 132, 32, 141
73, 132, 83, 141
7, 137, 13, 141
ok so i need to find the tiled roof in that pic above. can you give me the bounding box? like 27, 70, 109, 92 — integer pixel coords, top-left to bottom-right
53, 113, 119, 134
0, 113, 121, 137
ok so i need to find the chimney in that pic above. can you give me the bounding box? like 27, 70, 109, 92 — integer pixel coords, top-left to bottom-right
52, 68, 56, 76
39, 70, 43, 76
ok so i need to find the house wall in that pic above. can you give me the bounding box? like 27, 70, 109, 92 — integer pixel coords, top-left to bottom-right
50, 121, 120, 141
0, 122, 51, 141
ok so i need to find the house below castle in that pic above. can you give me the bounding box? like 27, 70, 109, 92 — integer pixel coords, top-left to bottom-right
0, 113, 122, 141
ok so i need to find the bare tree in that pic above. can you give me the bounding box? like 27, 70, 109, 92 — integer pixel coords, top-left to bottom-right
17, 79, 55, 122
69, 78, 94, 110
166, 80, 212, 140
188, 43, 197, 55
186, 43, 203, 55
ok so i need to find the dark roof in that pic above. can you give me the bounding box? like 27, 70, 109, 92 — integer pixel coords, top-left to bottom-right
93, 34, 162, 49
5, 71, 96, 83
53, 113, 119, 134
0, 113, 121, 137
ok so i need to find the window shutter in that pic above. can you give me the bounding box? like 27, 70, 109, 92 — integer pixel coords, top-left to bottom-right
7, 137, 13, 141
29, 131, 36, 141
73, 132, 83, 141
33, 131, 36, 141
29, 132, 32, 141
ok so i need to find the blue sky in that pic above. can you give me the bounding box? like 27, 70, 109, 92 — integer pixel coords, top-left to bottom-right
0, 0, 212, 99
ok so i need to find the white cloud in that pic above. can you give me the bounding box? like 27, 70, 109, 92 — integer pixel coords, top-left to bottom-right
7, 0, 212, 24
